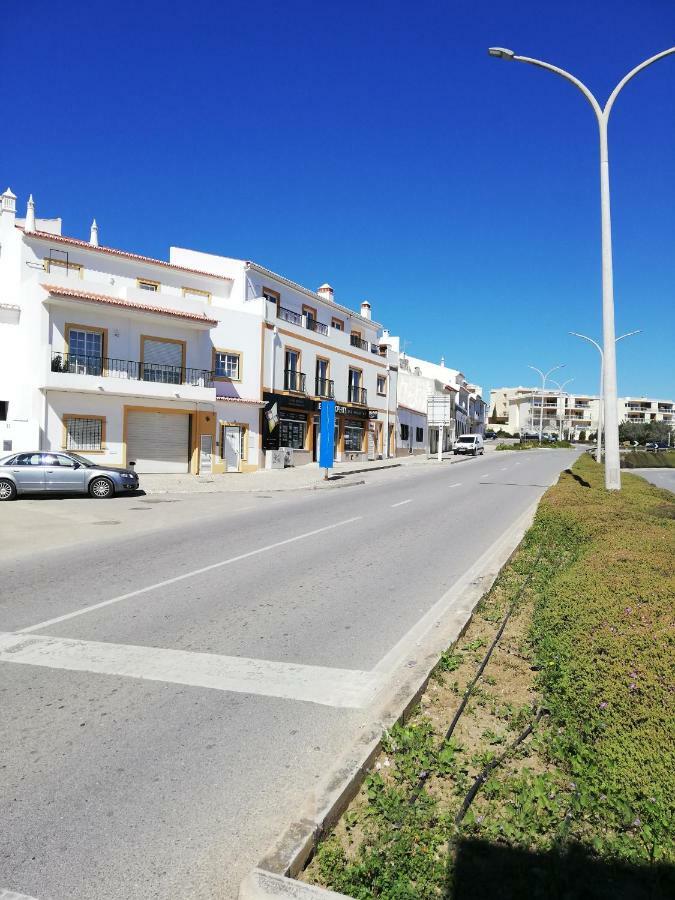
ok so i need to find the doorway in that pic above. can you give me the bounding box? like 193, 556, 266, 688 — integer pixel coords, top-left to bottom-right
223, 426, 242, 472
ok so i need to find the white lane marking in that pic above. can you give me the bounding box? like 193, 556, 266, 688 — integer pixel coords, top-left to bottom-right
391, 499, 413, 508
501, 467, 508, 471
448, 483, 462, 488
0, 891, 40, 900
19, 517, 362, 634
0, 632, 383, 709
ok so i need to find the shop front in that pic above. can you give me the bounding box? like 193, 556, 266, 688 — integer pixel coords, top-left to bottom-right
334, 404, 376, 463
262, 392, 318, 466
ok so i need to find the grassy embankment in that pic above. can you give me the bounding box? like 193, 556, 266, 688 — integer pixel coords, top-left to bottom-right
304, 454, 675, 899
621, 450, 675, 469
496, 440, 573, 451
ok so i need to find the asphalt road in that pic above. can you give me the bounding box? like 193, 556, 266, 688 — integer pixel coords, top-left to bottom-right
628, 467, 675, 493
1, 448, 580, 900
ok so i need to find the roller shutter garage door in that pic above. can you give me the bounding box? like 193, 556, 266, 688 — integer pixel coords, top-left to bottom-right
126, 411, 190, 474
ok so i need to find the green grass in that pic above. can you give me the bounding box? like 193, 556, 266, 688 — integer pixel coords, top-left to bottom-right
621, 450, 675, 468
496, 440, 573, 451
307, 455, 675, 898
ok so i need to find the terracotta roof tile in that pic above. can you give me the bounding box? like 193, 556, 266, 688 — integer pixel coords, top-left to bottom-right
24, 229, 232, 283
42, 284, 218, 326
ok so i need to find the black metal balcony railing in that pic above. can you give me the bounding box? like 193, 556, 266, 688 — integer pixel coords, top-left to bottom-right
51, 352, 214, 387
305, 318, 329, 336
350, 334, 370, 351
315, 377, 334, 398
284, 369, 306, 393
278, 306, 303, 326
348, 385, 367, 405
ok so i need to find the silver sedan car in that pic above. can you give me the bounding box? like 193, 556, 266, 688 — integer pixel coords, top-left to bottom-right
0, 451, 139, 500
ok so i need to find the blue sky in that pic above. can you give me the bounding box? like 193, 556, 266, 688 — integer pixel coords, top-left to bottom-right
3, 1, 674, 399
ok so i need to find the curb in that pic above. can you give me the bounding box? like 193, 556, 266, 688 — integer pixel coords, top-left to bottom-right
237, 500, 540, 899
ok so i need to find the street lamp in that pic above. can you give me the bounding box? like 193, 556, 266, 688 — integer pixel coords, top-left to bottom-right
488, 46, 675, 490
550, 377, 574, 440
570, 330, 642, 461
527, 364, 565, 443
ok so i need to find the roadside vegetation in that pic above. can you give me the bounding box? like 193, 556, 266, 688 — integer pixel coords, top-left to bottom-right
496, 440, 573, 451
621, 450, 675, 469
303, 455, 675, 899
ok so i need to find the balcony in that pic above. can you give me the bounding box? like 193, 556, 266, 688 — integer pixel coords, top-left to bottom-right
315, 377, 335, 399
278, 305, 303, 326
350, 334, 370, 351
46, 351, 215, 401
348, 385, 367, 405
284, 369, 306, 393
305, 318, 329, 337
658, 404, 673, 412
277, 306, 329, 336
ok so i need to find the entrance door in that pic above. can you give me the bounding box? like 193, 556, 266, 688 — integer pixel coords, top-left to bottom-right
199, 434, 213, 474
312, 423, 318, 462
224, 426, 241, 472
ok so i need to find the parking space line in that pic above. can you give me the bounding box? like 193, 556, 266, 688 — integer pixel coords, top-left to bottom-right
18, 517, 362, 634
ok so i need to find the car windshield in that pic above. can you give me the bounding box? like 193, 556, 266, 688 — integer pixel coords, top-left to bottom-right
458, 437, 475, 443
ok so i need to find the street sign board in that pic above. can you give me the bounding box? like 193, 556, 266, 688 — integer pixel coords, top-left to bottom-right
427, 394, 452, 426
319, 399, 336, 469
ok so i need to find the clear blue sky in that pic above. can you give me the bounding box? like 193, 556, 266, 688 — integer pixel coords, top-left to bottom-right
3, 1, 674, 398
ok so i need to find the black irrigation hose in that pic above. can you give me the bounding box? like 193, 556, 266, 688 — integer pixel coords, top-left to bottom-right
407, 548, 545, 805
454, 706, 549, 824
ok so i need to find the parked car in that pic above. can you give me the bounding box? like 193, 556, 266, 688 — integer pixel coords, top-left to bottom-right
484, 430, 498, 440
645, 441, 669, 452
541, 433, 559, 443
0, 451, 139, 500
453, 434, 485, 456
522, 431, 540, 441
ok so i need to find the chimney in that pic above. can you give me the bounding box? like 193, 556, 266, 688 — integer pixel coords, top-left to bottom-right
360, 301, 372, 320
1, 187, 17, 226
317, 283, 334, 303
90, 219, 99, 247
24, 194, 36, 233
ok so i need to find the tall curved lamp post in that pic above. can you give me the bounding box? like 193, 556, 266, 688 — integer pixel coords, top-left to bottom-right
550, 377, 575, 440
489, 46, 675, 490
570, 330, 642, 460
527, 364, 565, 443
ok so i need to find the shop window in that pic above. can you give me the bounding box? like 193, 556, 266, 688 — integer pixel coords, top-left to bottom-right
279, 413, 306, 449
344, 421, 364, 452
400, 423, 410, 441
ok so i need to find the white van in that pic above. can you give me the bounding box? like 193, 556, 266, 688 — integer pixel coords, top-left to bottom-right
453, 434, 485, 456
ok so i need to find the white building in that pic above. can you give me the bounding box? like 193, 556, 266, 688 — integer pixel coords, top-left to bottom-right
398, 354, 486, 438
0, 188, 400, 474
168, 249, 399, 465
619, 397, 675, 427
396, 366, 456, 456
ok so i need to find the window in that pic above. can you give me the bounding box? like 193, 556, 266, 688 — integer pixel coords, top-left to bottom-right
13, 453, 42, 466
66, 326, 105, 375
0, 400, 7, 421
348, 368, 361, 389
331, 317, 344, 331
344, 421, 364, 452
141, 336, 184, 383
377, 375, 386, 396
285, 349, 300, 371
416, 427, 424, 442
263, 287, 280, 306
43, 257, 82, 277
137, 278, 160, 292
400, 423, 410, 441
182, 287, 211, 303
279, 413, 306, 449
64, 416, 104, 452
302, 305, 317, 325
213, 350, 241, 381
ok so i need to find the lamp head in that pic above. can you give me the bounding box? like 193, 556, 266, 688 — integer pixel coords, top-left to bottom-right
488, 47, 515, 60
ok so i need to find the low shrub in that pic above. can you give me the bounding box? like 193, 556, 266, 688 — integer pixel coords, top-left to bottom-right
496, 440, 573, 451
621, 450, 675, 469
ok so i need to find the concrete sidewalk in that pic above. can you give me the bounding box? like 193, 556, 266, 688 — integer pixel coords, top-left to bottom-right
139, 453, 457, 494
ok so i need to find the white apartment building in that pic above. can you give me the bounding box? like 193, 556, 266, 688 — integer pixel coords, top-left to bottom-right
396, 366, 456, 456
0, 188, 400, 474
162, 251, 400, 466
490, 387, 674, 438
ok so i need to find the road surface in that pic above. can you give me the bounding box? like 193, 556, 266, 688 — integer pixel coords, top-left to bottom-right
628, 467, 675, 493
1, 448, 579, 899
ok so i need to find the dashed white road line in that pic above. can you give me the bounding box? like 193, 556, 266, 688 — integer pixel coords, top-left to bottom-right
18, 516, 363, 635
0, 632, 383, 709
448, 483, 462, 488
0, 891, 39, 900
391, 499, 413, 508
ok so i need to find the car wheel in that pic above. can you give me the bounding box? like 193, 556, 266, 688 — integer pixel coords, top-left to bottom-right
89, 476, 114, 498
0, 478, 17, 501
472, 448, 477, 456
